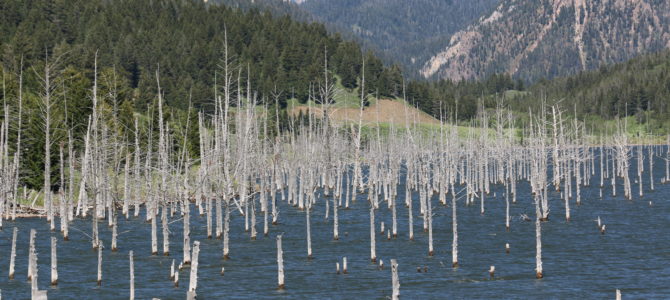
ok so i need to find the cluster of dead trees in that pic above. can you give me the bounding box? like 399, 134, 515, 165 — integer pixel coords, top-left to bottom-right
1, 49, 667, 299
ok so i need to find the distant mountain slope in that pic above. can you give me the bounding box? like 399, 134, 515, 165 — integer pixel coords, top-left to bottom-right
422, 0, 670, 82
299, 0, 500, 76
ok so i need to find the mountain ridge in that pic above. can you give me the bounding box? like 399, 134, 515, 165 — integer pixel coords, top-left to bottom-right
422, 0, 670, 81
299, 0, 499, 77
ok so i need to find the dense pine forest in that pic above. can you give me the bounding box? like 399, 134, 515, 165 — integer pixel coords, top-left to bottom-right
0, 0, 406, 108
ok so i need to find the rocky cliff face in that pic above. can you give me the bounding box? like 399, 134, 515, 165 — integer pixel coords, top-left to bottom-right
422, 0, 670, 81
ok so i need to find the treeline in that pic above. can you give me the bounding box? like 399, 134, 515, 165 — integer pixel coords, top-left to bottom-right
404, 73, 523, 121
511, 49, 670, 134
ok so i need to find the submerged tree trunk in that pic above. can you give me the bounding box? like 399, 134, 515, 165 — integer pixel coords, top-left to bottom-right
535, 195, 543, 279
184, 201, 191, 264
391, 259, 400, 300
9, 227, 17, 279
223, 200, 230, 259
97, 241, 103, 285
189, 241, 201, 293
51, 237, 58, 286
370, 205, 376, 262
277, 234, 285, 289
162, 204, 170, 256
129, 251, 134, 300
451, 184, 458, 267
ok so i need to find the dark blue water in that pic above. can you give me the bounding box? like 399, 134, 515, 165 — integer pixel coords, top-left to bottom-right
1, 155, 669, 299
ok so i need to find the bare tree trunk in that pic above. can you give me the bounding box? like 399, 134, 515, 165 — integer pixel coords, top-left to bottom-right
250, 194, 257, 240
28, 228, 36, 281
216, 195, 223, 238
51, 237, 58, 285
206, 196, 213, 238
59, 143, 68, 239
666, 135, 670, 182
370, 204, 376, 262
638, 146, 643, 197
535, 195, 543, 279
11, 63, 23, 221
263, 180, 269, 236
42, 57, 54, 231
452, 184, 458, 267
9, 227, 17, 279
112, 208, 118, 251
123, 152, 131, 218
564, 165, 570, 221
391, 259, 400, 300
333, 189, 339, 240
183, 201, 191, 264
505, 177, 510, 230
306, 200, 312, 259
129, 251, 134, 300
97, 241, 103, 285
277, 234, 285, 289
272, 178, 279, 224
189, 241, 200, 293
391, 197, 397, 238
170, 259, 175, 280
29, 229, 38, 293
162, 204, 170, 256
427, 188, 434, 256
407, 185, 413, 241
151, 204, 158, 255
649, 146, 654, 191
223, 200, 230, 259
133, 117, 141, 217
343, 256, 348, 274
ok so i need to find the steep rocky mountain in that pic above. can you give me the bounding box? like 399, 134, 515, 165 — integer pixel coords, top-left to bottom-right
422, 0, 670, 81
298, 0, 500, 76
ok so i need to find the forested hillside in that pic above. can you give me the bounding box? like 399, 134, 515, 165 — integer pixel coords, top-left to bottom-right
423, 0, 670, 82
298, 0, 670, 84
410, 48, 670, 136
1, 0, 407, 108
300, 0, 499, 76
0, 0, 405, 188
514, 49, 670, 135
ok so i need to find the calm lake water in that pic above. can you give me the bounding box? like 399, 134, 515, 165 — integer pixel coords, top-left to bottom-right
1, 153, 669, 299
